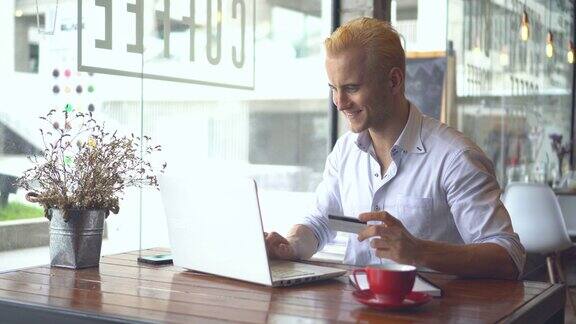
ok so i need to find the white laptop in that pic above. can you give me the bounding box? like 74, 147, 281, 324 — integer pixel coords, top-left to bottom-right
159, 173, 346, 287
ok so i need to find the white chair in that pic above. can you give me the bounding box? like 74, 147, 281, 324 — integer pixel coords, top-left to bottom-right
557, 195, 576, 237
503, 182, 575, 313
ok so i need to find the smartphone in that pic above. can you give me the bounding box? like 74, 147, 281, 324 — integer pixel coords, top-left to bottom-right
328, 214, 367, 234
137, 254, 173, 265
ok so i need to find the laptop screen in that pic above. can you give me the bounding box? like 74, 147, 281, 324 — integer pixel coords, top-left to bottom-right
160, 174, 273, 285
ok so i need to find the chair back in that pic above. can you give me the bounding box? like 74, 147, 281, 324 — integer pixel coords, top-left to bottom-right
557, 195, 576, 237
503, 182, 572, 254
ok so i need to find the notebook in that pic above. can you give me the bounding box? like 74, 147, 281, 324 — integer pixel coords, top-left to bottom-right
349, 273, 442, 297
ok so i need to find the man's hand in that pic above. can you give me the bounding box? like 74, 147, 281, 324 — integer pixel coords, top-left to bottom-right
264, 231, 295, 260
357, 212, 423, 265
357, 212, 519, 279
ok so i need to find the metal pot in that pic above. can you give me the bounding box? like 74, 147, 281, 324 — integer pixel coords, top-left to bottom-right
48, 208, 106, 269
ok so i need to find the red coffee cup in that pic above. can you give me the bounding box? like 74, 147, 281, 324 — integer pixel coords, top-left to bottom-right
352, 264, 416, 304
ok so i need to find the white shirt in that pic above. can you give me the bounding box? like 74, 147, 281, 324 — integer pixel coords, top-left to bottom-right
302, 104, 525, 275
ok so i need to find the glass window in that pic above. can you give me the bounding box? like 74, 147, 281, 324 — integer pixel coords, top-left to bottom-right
392, 0, 574, 188
134, 0, 331, 249
1, 0, 332, 270
447, 0, 574, 187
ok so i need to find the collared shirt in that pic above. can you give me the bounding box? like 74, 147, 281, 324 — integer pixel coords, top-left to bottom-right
301, 104, 525, 275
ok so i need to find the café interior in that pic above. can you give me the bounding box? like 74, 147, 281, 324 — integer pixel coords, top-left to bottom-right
1, 0, 576, 322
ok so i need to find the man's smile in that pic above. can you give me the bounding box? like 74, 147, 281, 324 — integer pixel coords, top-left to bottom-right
344, 109, 362, 119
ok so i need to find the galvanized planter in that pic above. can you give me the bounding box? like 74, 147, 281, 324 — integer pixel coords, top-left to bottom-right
48, 209, 106, 269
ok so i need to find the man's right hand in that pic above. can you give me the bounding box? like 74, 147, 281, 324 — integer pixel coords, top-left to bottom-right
264, 231, 295, 260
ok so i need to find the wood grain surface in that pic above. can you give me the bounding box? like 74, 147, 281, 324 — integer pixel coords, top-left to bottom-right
0, 248, 565, 323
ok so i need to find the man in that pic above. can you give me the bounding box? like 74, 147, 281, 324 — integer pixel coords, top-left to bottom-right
265, 17, 525, 279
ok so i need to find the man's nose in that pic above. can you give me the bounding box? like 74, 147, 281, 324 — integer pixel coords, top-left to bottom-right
334, 92, 350, 110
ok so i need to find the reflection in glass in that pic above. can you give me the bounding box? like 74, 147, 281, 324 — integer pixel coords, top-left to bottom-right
447, 0, 574, 186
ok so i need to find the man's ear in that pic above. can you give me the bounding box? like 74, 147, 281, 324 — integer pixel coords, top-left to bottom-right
388, 67, 404, 94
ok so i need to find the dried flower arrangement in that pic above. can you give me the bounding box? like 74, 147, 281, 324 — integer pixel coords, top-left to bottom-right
16, 108, 166, 221
549, 133, 571, 179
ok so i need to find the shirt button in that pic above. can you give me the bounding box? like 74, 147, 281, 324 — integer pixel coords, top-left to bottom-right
374, 206, 380, 211
374, 173, 379, 177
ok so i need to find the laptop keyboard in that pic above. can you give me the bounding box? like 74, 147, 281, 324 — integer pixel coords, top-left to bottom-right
271, 267, 315, 280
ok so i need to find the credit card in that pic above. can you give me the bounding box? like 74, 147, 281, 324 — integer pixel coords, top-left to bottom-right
328, 215, 367, 234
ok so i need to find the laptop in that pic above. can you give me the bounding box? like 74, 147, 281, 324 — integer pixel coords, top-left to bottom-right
159, 173, 346, 287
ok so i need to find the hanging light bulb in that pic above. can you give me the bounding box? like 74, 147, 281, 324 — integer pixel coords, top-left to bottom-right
520, 9, 530, 41
472, 36, 482, 56
546, 31, 554, 58
568, 41, 575, 64
499, 46, 509, 66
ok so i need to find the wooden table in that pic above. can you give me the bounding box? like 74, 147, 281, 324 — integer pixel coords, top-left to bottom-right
0, 248, 566, 323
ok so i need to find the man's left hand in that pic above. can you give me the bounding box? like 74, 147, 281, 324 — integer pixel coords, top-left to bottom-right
264, 231, 295, 260
357, 212, 423, 265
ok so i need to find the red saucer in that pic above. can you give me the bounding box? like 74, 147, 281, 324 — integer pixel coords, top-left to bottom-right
352, 289, 432, 310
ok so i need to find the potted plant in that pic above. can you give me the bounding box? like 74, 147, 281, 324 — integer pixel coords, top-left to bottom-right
15, 107, 166, 269
549, 133, 571, 182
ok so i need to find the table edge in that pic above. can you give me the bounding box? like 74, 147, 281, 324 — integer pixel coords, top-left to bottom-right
0, 296, 153, 324
497, 283, 565, 324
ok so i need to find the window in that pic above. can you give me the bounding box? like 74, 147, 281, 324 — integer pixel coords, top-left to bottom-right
0, 0, 332, 270
447, 0, 574, 186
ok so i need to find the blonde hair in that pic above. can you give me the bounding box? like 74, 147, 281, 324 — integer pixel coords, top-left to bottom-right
324, 17, 405, 77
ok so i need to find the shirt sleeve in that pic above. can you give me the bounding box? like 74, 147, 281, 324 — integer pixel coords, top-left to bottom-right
443, 148, 526, 278
299, 145, 342, 252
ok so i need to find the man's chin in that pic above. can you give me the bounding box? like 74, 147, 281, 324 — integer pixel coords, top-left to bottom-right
348, 123, 366, 133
